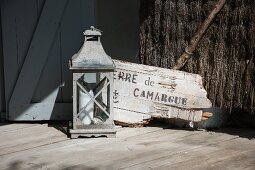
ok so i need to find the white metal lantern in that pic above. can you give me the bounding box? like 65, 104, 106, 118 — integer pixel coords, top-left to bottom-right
69, 26, 116, 138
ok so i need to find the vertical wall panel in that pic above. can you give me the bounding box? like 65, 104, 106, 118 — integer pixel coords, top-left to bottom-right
31, 0, 46, 102
1, 0, 19, 113
32, 0, 62, 103
96, 0, 140, 63
1, 0, 40, 112
0, 8, 5, 113
8, 0, 68, 120
60, 0, 96, 103
0, 0, 105, 120
32, 30, 62, 103
81, 0, 96, 29
15, 1, 38, 72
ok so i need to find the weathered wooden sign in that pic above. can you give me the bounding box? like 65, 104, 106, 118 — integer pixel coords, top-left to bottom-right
112, 60, 212, 125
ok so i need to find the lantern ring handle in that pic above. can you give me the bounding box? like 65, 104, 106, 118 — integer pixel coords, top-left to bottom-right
90, 26, 103, 33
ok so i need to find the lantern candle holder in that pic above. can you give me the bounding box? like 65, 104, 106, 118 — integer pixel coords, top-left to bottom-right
69, 26, 116, 138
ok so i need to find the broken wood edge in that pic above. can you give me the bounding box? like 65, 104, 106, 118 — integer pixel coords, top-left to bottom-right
114, 119, 152, 128
114, 110, 214, 127
202, 112, 214, 121
202, 112, 213, 118
147, 109, 214, 122
114, 115, 214, 128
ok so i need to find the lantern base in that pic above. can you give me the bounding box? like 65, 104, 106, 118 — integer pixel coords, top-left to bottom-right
69, 128, 116, 138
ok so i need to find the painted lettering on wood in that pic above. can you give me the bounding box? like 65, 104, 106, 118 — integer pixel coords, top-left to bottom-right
112, 60, 212, 124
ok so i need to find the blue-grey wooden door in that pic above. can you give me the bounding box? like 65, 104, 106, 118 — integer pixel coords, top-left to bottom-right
0, 11, 4, 115
1, 0, 95, 120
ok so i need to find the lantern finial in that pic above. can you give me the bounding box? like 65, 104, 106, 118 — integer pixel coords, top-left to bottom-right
90, 26, 102, 33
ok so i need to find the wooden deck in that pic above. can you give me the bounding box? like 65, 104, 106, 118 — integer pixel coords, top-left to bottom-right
0, 122, 255, 170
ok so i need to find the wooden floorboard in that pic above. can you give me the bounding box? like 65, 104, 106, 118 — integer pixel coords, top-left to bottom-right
62, 129, 199, 169
0, 123, 39, 134
0, 123, 254, 170
116, 131, 234, 169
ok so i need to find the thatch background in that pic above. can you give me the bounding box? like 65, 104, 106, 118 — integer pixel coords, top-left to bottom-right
139, 0, 255, 115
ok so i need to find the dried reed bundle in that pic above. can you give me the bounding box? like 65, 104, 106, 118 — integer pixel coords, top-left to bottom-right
139, 0, 255, 114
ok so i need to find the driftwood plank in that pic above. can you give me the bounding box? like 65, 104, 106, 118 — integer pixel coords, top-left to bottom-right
113, 60, 212, 124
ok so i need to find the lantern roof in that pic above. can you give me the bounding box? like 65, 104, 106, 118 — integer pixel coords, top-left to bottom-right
70, 26, 115, 71
83, 26, 102, 36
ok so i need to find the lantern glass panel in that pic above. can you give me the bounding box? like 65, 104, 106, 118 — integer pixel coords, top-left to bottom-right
75, 72, 112, 127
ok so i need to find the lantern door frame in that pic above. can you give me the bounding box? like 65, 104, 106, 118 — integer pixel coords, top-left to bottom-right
70, 71, 116, 138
